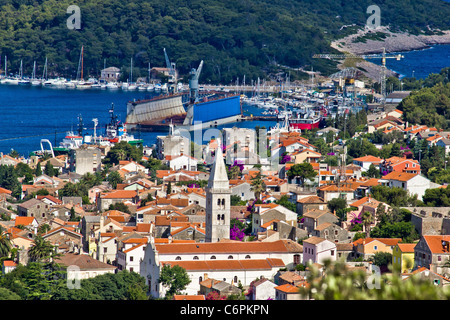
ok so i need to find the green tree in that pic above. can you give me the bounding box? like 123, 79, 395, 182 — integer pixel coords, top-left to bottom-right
108, 203, 131, 214
69, 207, 77, 222
103, 141, 142, 166
370, 252, 393, 271
362, 211, 375, 236
370, 185, 419, 207
0, 165, 21, 198
300, 260, 450, 300
14, 162, 34, 185
28, 235, 56, 263
276, 195, 296, 212
230, 195, 246, 206
287, 163, 317, 186
390, 143, 402, 157
35, 163, 42, 176
0, 228, 12, 258
0, 288, 21, 300
159, 264, 191, 299
228, 165, 241, 179
250, 172, 266, 200
106, 171, 123, 189
327, 198, 347, 214
37, 224, 51, 235
44, 162, 57, 177
126, 283, 148, 300
364, 164, 381, 178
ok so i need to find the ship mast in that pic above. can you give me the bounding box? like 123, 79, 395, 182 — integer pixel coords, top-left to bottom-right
81, 46, 84, 80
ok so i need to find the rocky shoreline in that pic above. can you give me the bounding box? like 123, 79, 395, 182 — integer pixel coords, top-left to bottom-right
329, 27, 450, 81
331, 26, 450, 55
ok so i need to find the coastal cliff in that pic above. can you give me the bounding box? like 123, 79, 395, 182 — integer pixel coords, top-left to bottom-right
331, 27, 450, 55
330, 27, 450, 81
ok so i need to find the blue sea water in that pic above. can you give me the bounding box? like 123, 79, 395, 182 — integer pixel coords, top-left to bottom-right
0, 84, 275, 156
371, 44, 450, 79
0, 44, 448, 157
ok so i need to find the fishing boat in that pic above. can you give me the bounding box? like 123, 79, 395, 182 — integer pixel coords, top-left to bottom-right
102, 103, 143, 146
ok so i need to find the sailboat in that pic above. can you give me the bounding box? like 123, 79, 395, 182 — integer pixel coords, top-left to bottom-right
30, 61, 42, 86
18, 60, 30, 85
2, 56, 21, 85
75, 46, 91, 89
124, 58, 137, 90
0, 56, 11, 84
42, 57, 55, 86
146, 62, 155, 91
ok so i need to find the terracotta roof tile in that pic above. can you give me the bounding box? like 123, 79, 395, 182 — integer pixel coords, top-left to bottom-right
162, 258, 285, 271
155, 239, 302, 254
423, 235, 450, 254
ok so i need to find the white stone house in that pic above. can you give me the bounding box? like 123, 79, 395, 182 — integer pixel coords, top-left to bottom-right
117, 242, 148, 274
140, 239, 303, 298
119, 160, 149, 175
230, 181, 253, 201
380, 172, 441, 200
97, 233, 118, 264
168, 154, 198, 171
252, 204, 298, 235
302, 236, 337, 265
101, 67, 121, 82
249, 278, 277, 300
56, 253, 117, 281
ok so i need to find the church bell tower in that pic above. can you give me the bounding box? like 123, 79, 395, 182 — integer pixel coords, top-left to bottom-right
205, 139, 231, 243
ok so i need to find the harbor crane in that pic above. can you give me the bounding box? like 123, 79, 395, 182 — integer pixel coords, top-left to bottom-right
189, 60, 204, 104
313, 47, 404, 109
163, 48, 177, 93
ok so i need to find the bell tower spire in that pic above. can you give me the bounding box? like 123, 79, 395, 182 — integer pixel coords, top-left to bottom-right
205, 138, 231, 243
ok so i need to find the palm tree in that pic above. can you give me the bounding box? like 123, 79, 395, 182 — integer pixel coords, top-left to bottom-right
117, 149, 127, 162
362, 211, 375, 237
250, 173, 266, 201
28, 235, 56, 263
37, 224, 51, 235
228, 165, 241, 179
0, 228, 12, 258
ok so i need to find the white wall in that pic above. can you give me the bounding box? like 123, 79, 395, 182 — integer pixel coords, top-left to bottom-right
303, 240, 337, 265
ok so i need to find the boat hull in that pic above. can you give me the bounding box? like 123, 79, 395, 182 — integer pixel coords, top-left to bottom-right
289, 119, 320, 130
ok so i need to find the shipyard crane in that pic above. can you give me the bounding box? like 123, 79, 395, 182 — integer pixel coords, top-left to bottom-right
189, 60, 204, 104
163, 48, 177, 93
313, 48, 404, 109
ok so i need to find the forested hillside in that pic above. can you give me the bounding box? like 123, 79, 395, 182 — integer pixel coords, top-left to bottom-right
0, 0, 449, 83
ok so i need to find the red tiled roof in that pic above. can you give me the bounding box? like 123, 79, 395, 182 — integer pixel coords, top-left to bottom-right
353, 155, 382, 163
423, 235, 450, 254
3, 260, 17, 267
14, 216, 36, 226
275, 283, 301, 293
173, 295, 205, 300
397, 243, 416, 253
161, 258, 285, 271
382, 171, 418, 182
101, 190, 137, 199
155, 239, 302, 254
